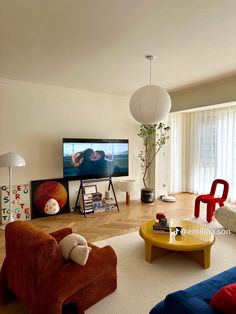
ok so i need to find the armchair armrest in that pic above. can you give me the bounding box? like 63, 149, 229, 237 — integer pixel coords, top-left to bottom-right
50, 228, 72, 243
164, 291, 219, 314
31, 245, 117, 314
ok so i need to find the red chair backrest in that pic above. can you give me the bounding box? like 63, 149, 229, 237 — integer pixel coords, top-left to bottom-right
210, 179, 229, 200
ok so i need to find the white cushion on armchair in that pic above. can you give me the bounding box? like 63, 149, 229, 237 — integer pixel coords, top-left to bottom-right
214, 206, 236, 233
59, 233, 91, 265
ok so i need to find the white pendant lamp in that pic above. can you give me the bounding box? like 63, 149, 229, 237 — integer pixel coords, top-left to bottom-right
129, 55, 171, 124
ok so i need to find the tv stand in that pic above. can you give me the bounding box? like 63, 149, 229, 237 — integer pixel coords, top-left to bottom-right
74, 177, 120, 217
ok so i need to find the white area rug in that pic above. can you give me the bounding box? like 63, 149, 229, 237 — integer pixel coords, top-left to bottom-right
184, 216, 224, 231
86, 229, 236, 314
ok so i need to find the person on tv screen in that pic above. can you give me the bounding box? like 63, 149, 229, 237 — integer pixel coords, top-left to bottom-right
93, 150, 109, 175
71, 148, 120, 177
94, 150, 120, 176
71, 148, 95, 176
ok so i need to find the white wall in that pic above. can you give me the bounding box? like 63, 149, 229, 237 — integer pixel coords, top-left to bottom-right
0, 79, 143, 207
170, 74, 236, 112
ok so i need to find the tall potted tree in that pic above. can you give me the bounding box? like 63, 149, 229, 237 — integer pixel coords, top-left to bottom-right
138, 123, 170, 203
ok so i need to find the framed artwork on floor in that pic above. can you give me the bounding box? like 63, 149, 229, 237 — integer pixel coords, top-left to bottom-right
31, 178, 70, 219
83, 185, 97, 194
0, 184, 31, 224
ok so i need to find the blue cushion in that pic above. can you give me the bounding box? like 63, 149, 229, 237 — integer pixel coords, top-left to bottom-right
149, 300, 164, 314
149, 266, 236, 314
186, 266, 236, 303
149, 291, 219, 314
163, 291, 218, 314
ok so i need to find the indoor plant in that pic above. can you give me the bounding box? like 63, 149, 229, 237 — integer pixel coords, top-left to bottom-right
138, 123, 170, 202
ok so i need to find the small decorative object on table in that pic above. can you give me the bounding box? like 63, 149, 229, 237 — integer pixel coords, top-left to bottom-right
153, 213, 170, 233
156, 212, 166, 221
159, 217, 168, 226
153, 222, 170, 234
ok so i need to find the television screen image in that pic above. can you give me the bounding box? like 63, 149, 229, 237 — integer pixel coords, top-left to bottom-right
63, 138, 129, 180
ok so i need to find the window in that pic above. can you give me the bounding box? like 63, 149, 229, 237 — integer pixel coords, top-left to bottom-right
170, 103, 236, 201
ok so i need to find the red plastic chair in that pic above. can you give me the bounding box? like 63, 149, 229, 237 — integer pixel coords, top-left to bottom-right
194, 179, 229, 223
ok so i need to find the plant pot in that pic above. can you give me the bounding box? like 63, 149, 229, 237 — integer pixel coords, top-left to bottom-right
141, 188, 155, 203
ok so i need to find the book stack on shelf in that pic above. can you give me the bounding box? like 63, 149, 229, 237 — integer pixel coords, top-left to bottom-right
92, 192, 103, 211
82, 193, 94, 213
79, 186, 115, 214
153, 220, 170, 234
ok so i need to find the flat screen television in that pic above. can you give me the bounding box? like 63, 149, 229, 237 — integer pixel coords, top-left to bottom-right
63, 138, 129, 180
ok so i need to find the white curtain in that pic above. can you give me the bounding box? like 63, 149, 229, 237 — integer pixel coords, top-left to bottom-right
170, 103, 236, 201
170, 112, 188, 192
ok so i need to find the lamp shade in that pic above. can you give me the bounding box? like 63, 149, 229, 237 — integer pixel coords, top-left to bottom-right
0, 152, 26, 167
129, 84, 171, 124
119, 180, 136, 192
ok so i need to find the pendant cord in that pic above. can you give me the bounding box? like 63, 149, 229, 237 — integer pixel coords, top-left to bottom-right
149, 58, 152, 85
146, 55, 154, 85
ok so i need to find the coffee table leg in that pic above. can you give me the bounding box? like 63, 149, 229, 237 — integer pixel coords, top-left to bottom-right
203, 246, 211, 269
145, 242, 171, 263
181, 247, 211, 269
145, 241, 153, 262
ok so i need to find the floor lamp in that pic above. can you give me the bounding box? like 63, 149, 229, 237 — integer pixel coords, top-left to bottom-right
0, 152, 26, 229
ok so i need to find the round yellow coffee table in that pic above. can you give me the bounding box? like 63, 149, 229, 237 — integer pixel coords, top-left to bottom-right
139, 219, 215, 269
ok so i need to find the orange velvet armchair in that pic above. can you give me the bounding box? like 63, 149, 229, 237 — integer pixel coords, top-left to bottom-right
0, 221, 117, 314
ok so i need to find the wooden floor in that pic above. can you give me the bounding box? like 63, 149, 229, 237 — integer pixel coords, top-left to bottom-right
0, 193, 196, 314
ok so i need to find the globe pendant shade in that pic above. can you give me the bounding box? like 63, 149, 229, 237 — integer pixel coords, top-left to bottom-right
129, 84, 171, 124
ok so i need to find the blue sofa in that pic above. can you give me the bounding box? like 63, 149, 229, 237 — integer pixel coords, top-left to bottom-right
150, 266, 236, 314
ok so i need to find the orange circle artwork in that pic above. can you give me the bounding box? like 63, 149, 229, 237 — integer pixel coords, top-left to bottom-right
33, 181, 67, 213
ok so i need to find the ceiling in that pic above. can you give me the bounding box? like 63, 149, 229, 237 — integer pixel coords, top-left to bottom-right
0, 0, 236, 96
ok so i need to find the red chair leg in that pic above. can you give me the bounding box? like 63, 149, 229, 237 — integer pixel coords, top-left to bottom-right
219, 202, 224, 207
207, 203, 216, 223
194, 196, 201, 218
206, 204, 212, 223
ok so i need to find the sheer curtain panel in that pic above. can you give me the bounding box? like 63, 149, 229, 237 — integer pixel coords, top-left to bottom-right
170, 103, 236, 201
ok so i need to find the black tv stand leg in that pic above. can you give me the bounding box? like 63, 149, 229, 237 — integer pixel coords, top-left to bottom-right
74, 180, 86, 218
108, 178, 120, 211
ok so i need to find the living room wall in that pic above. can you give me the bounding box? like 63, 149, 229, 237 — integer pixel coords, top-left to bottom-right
0, 79, 145, 206
2, 74, 234, 208
170, 74, 236, 112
